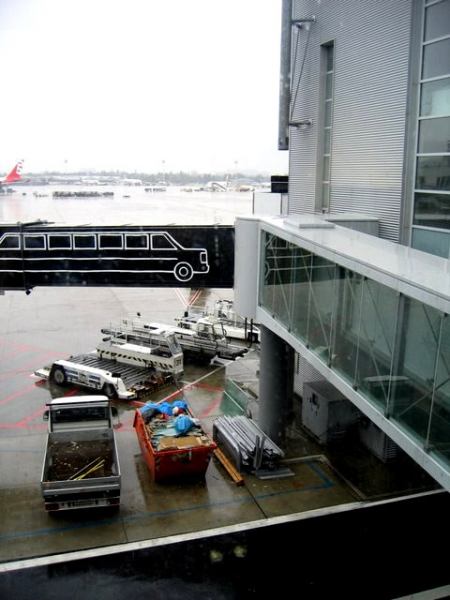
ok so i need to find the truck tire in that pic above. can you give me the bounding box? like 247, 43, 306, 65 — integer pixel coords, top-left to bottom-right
103, 383, 117, 399
51, 366, 67, 385
174, 262, 194, 283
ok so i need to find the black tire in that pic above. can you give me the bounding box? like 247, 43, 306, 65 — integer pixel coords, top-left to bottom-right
102, 383, 117, 399
52, 366, 66, 386
174, 262, 194, 283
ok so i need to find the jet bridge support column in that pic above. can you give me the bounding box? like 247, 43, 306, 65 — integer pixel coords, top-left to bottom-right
258, 325, 294, 447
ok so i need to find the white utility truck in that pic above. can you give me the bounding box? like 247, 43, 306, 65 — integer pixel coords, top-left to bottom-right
41, 395, 121, 511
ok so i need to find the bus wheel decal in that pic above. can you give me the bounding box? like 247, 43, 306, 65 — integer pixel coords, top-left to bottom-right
174, 262, 194, 282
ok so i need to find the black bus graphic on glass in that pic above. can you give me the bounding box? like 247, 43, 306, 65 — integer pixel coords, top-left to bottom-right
0, 228, 210, 286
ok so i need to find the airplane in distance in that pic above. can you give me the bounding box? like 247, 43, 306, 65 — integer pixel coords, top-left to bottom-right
0, 160, 24, 189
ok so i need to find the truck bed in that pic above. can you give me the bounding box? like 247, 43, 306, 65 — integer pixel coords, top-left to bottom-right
41, 428, 120, 504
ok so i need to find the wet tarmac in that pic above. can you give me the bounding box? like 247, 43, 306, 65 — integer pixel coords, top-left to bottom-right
0, 283, 360, 565
1, 188, 449, 597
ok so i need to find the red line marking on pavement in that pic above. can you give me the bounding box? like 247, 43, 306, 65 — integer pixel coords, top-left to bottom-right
15, 405, 46, 428
0, 352, 60, 381
187, 289, 202, 306
199, 394, 223, 418
0, 383, 38, 407
114, 410, 136, 432
174, 288, 188, 307
0, 387, 79, 430
0, 340, 34, 353
193, 382, 224, 393
0, 338, 48, 354
0, 423, 47, 430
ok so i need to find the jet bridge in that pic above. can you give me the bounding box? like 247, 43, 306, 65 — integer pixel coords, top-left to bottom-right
235, 214, 450, 492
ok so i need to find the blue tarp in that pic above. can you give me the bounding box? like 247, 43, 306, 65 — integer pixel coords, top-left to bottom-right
174, 414, 194, 435
140, 399, 188, 417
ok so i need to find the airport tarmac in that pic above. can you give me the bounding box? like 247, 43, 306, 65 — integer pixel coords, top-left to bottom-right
0, 285, 363, 565
0, 188, 442, 576
0, 284, 442, 569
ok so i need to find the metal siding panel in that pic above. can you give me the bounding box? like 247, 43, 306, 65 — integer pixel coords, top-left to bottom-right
294, 354, 325, 397
288, 0, 413, 241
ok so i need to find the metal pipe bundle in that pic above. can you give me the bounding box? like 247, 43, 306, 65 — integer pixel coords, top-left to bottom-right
213, 416, 284, 472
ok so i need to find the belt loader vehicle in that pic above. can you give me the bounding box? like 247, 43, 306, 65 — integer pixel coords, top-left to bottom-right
33, 332, 181, 400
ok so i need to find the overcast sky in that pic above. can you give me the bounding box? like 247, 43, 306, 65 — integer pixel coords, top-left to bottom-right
0, 0, 287, 175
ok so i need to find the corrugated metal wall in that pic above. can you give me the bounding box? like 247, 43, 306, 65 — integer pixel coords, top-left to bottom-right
288, 0, 413, 241
294, 353, 324, 398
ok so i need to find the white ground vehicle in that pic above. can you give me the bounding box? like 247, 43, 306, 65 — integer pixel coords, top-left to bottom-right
34, 353, 172, 400
96, 336, 184, 376
178, 299, 260, 343
97, 330, 183, 376
41, 396, 121, 511
102, 316, 248, 362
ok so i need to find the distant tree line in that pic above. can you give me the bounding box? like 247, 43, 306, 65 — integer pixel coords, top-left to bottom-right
31, 170, 271, 184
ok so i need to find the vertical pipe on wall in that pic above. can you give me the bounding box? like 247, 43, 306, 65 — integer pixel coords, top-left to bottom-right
278, 0, 292, 150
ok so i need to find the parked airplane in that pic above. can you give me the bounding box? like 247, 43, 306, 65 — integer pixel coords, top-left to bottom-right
0, 160, 24, 188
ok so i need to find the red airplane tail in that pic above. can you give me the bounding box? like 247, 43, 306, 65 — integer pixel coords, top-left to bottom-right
4, 160, 24, 183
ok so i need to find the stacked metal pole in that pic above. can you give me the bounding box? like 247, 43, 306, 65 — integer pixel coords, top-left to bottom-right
213, 416, 284, 472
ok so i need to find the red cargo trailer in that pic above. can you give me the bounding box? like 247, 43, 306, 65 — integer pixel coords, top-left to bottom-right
133, 410, 216, 482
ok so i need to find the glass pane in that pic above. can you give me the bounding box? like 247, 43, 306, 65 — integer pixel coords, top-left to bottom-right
126, 234, 148, 248
422, 38, 450, 79
324, 101, 332, 127
418, 116, 450, 153
325, 72, 333, 99
100, 235, 122, 248
260, 233, 293, 328
48, 235, 71, 249
324, 128, 331, 154
74, 235, 95, 249
0, 235, 19, 249
291, 247, 312, 342
414, 192, 450, 230
390, 299, 442, 446
354, 279, 399, 412
411, 226, 450, 258
416, 156, 450, 191
322, 183, 330, 210
424, 0, 450, 42
272, 240, 295, 328
305, 255, 336, 363
322, 156, 330, 180
24, 236, 45, 249
326, 45, 334, 72
331, 269, 363, 386
429, 315, 450, 465
260, 232, 276, 314
151, 234, 175, 249
420, 78, 450, 117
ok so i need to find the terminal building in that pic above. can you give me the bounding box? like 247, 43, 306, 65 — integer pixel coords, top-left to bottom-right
236, 0, 450, 491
